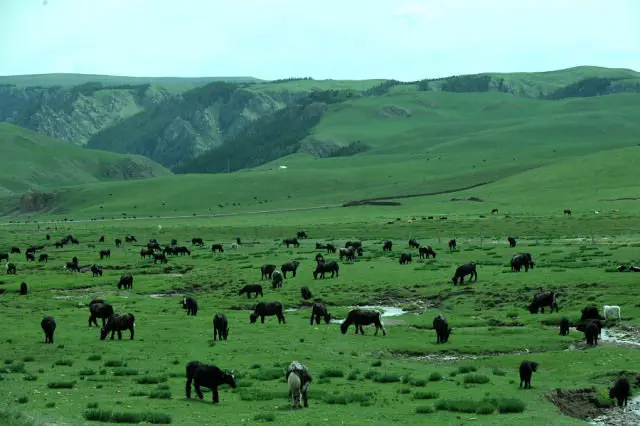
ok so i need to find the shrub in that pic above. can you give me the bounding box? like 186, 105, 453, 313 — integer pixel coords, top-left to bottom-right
398, 388, 411, 394
104, 360, 123, 367
87, 402, 99, 409
148, 390, 171, 399
415, 405, 436, 414
475, 401, 495, 414
363, 370, 378, 380
497, 398, 526, 413
413, 391, 439, 400
463, 374, 490, 384
113, 368, 138, 376
319, 368, 344, 378
47, 381, 75, 389
87, 355, 102, 361
83, 410, 171, 424
45, 402, 55, 408
347, 371, 359, 381
54, 360, 73, 367
253, 413, 275, 422
435, 399, 478, 413
23, 374, 38, 381
22, 356, 35, 362
156, 384, 170, 390
492, 368, 506, 376
79, 369, 96, 376
373, 373, 400, 383
410, 378, 427, 387
16, 396, 28, 404
428, 372, 443, 382
3, 363, 25, 373
457, 365, 477, 374
371, 360, 382, 367
129, 391, 148, 397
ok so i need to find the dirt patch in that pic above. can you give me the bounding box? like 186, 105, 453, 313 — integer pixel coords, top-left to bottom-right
590, 395, 640, 426
548, 388, 604, 420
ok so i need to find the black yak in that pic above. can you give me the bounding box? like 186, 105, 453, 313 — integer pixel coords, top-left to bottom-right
6, 262, 17, 274
99, 249, 111, 260
340, 309, 386, 336
584, 322, 599, 346
11, 247, 20, 254
19, 282, 28, 295
300, 286, 313, 300
99, 236, 104, 242
345, 241, 362, 250
399, 253, 412, 264
511, 253, 534, 272
609, 377, 631, 407
281, 261, 300, 278
448, 239, 457, 251
211, 244, 224, 253
238, 284, 263, 298
114, 238, 122, 247
283, 238, 300, 248
91, 265, 103, 277
100, 313, 135, 340
182, 297, 198, 316
339, 247, 356, 262
309, 302, 331, 325
117, 274, 133, 290
41, 316, 56, 344
528, 291, 558, 314
419, 246, 436, 259
559, 317, 570, 336
192, 237, 204, 246
176, 246, 191, 256
185, 361, 236, 404
452, 263, 477, 285
125, 235, 137, 243
89, 302, 114, 327
383, 240, 392, 251
564, 209, 572, 215
212, 313, 229, 341
325, 243, 336, 254
313, 261, 339, 279
580, 305, 603, 322
297, 231, 308, 239
508, 236, 516, 248
249, 301, 285, 324
272, 270, 284, 289
315, 254, 325, 265
408, 238, 420, 249
0, 252, 9, 262
261, 264, 277, 280
153, 253, 168, 264
433, 314, 452, 344
25, 252, 35, 262
519, 361, 538, 389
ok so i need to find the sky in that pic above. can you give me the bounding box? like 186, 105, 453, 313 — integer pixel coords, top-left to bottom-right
1, 0, 639, 80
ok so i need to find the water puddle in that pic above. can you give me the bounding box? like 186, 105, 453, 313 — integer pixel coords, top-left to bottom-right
414, 354, 478, 362
329, 305, 407, 324
600, 328, 640, 347
149, 293, 184, 299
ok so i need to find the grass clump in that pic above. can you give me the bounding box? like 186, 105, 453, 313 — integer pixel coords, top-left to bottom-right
47, 381, 75, 389
252, 368, 282, 381
409, 378, 427, 387
492, 368, 506, 376
435, 398, 478, 413
148, 390, 171, 399
497, 397, 526, 413
78, 369, 96, 376
463, 374, 490, 384
45, 402, 55, 408
54, 359, 73, 367
16, 396, 28, 404
319, 368, 344, 378
3, 363, 25, 374
415, 405, 436, 414
413, 391, 439, 400
103, 360, 123, 367
22, 374, 37, 381
373, 373, 401, 383
22, 356, 35, 363
86, 402, 99, 409
113, 368, 139, 376
457, 365, 477, 374
83, 409, 172, 424
428, 372, 443, 382
87, 354, 102, 361
253, 413, 275, 422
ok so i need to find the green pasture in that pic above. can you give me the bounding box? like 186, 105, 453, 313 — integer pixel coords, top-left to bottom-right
0, 211, 639, 425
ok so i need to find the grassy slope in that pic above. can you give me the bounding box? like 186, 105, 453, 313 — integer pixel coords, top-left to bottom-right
0, 210, 638, 425
8, 90, 639, 219
0, 124, 171, 196
0, 74, 263, 87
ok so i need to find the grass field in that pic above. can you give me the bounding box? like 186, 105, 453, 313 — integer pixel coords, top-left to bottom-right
0, 124, 171, 196
0, 208, 639, 425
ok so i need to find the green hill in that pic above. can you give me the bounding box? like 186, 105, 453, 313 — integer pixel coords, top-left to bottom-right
0, 73, 263, 87
0, 123, 171, 199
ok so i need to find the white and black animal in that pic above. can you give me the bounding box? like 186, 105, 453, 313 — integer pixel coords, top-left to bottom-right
182, 297, 198, 316
433, 314, 451, 344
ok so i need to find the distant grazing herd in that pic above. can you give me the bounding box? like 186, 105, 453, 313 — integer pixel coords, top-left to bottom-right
0, 223, 633, 410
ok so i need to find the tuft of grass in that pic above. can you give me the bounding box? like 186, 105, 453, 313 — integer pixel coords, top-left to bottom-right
371, 360, 382, 367
415, 405, 436, 414
45, 402, 55, 408
319, 368, 344, 379
435, 398, 479, 413
86, 402, 99, 409
113, 368, 139, 376
3, 363, 26, 374
103, 360, 123, 367
148, 390, 171, 399
54, 359, 73, 367
428, 372, 443, 382
457, 365, 477, 374
373, 373, 401, 383
22, 356, 35, 363
497, 398, 526, 413
463, 374, 490, 384
136, 375, 167, 385
252, 368, 282, 381
492, 368, 506, 376
87, 355, 102, 361
16, 396, 28, 404
22, 374, 38, 381
409, 378, 427, 387
78, 369, 96, 376
83, 409, 172, 424
47, 381, 75, 389
253, 413, 275, 422
413, 391, 439, 400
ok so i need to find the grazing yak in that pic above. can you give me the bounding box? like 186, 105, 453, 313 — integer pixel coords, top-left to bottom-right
559, 317, 570, 336
491, 208, 499, 214
249, 301, 286, 324
399, 253, 412, 265
41, 316, 56, 344
272, 270, 284, 289
117, 274, 133, 290
433, 314, 452, 344
609, 377, 631, 408
125, 235, 137, 243
185, 361, 236, 404
261, 264, 277, 280
345, 241, 362, 250
297, 231, 308, 239
64, 262, 79, 272
19, 282, 28, 295
315, 242, 327, 250
314, 254, 325, 265
310, 302, 331, 325
211, 244, 224, 253
581, 305, 603, 321
452, 263, 477, 285
91, 265, 103, 277
528, 291, 559, 314
603, 305, 621, 320
140, 248, 154, 259
99, 236, 104, 242
281, 261, 300, 278
325, 243, 336, 254
519, 361, 538, 389
182, 297, 198, 316
153, 253, 168, 264
6, 263, 17, 274
383, 240, 392, 251
408, 238, 420, 249
564, 209, 572, 216
238, 284, 263, 299
511, 253, 534, 272
300, 286, 313, 300
339, 247, 356, 262
0, 252, 9, 262
340, 309, 386, 336
114, 238, 122, 247
89, 301, 114, 327
99, 249, 111, 259
163, 246, 177, 256
508, 236, 517, 248
283, 238, 300, 248
419, 246, 436, 259
100, 313, 135, 340
313, 261, 339, 279
11, 247, 20, 254
25, 252, 35, 262
448, 239, 457, 251
192, 237, 204, 246
212, 313, 229, 341
584, 322, 599, 346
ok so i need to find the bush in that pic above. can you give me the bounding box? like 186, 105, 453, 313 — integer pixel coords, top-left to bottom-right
476, 402, 495, 414
435, 399, 478, 413
136, 375, 167, 385
253, 413, 275, 422
16, 396, 28, 404
23, 374, 37, 381
83, 410, 171, 424
319, 368, 344, 378
398, 388, 411, 394
413, 391, 439, 400
463, 374, 490, 384
47, 381, 75, 389
54, 360, 73, 367
113, 368, 138, 376
415, 405, 436, 414
87, 355, 102, 361
87, 402, 99, 409
410, 378, 427, 387
497, 398, 526, 413
149, 390, 171, 399
373, 373, 400, 383
129, 391, 148, 397
429, 372, 443, 382
79, 369, 96, 376
157, 384, 170, 390
45, 402, 55, 408
371, 360, 382, 367
492, 368, 506, 376
104, 360, 123, 367
457, 365, 477, 374
3, 363, 25, 373
347, 371, 359, 381
22, 356, 35, 362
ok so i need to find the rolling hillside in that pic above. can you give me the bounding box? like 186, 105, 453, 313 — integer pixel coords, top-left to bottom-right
0, 124, 171, 199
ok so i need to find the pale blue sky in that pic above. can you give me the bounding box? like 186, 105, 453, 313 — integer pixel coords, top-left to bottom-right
2, 0, 639, 80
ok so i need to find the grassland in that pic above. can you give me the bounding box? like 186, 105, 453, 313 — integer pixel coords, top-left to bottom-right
0, 206, 639, 425
0, 124, 171, 196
